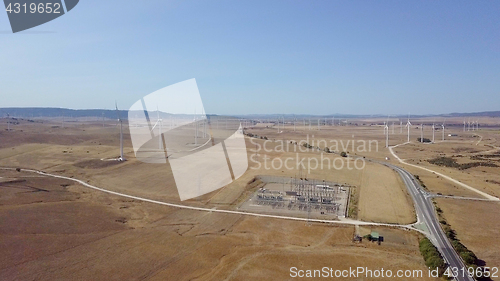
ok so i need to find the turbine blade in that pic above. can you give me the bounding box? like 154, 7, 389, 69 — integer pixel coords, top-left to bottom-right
115, 101, 122, 120
151, 120, 159, 131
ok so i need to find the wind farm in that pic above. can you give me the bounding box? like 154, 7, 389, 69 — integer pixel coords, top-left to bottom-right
1, 1, 500, 280
1, 108, 500, 280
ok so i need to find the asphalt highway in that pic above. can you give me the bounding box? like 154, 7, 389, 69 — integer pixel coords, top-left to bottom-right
384, 163, 475, 281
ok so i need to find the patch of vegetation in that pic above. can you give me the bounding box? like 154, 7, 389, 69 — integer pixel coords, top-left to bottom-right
347, 186, 358, 219
470, 154, 500, 161
428, 157, 498, 170
442, 224, 479, 267
428, 157, 460, 168
459, 162, 498, 170
340, 151, 347, 157
244, 132, 268, 140
413, 175, 427, 190
417, 137, 432, 143
419, 237, 446, 276
452, 147, 480, 153
485, 179, 500, 186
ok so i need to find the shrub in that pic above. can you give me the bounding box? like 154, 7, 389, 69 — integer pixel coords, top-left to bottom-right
419, 238, 445, 276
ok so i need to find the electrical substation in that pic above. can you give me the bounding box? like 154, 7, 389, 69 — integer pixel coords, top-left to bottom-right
239, 175, 351, 220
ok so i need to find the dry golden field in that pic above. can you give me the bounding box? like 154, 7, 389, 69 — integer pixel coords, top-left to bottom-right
245, 126, 416, 224
0, 118, 439, 280
435, 198, 500, 280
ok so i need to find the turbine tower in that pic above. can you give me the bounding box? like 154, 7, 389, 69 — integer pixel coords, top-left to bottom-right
194, 110, 198, 145
150, 107, 163, 150
6, 113, 10, 131
384, 121, 389, 148
441, 119, 446, 141
405, 114, 412, 143
463, 119, 466, 132
115, 102, 125, 161
420, 124, 424, 143
432, 123, 435, 143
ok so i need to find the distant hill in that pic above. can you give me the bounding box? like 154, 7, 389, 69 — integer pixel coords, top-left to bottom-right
0, 107, 499, 119
443, 111, 500, 117
0, 108, 127, 120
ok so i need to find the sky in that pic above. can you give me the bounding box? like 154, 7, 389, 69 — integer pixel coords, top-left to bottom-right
0, 0, 499, 115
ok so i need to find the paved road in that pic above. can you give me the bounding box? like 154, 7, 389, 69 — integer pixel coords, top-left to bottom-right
384, 163, 475, 281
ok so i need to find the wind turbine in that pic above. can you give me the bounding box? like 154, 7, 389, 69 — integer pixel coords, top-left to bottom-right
441, 119, 446, 141
405, 114, 412, 143
150, 107, 163, 150
420, 123, 424, 143
392, 121, 395, 134
203, 115, 207, 138
384, 120, 389, 148
467, 118, 471, 131
476, 120, 479, 131
115, 103, 125, 161
463, 119, 466, 132
432, 122, 435, 143
400, 120, 403, 134
6, 113, 10, 131
194, 110, 199, 145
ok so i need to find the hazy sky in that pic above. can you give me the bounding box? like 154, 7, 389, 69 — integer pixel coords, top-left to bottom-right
0, 1, 499, 115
